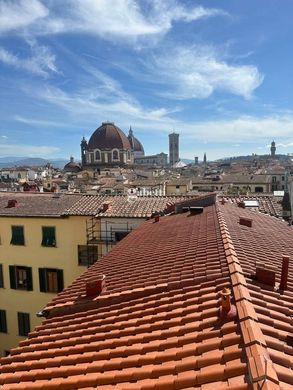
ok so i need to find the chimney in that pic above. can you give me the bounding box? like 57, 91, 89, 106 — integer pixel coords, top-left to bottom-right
6, 199, 18, 208
221, 198, 226, 205
239, 217, 252, 228
219, 288, 237, 321
256, 265, 275, 287
280, 256, 289, 290
86, 274, 106, 297
102, 202, 111, 213
220, 288, 231, 313
154, 215, 160, 223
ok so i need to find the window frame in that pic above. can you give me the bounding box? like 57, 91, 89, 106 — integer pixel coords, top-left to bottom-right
0, 310, 7, 333
41, 226, 56, 247
17, 312, 30, 337
38, 268, 64, 293
10, 225, 25, 246
112, 149, 119, 161
94, 149, 101, 161
9, 265, 33, 291
78, 245, 98, 266
0, 264, 3, 288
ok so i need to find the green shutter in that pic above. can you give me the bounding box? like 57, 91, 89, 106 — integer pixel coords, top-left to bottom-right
38, 268, 46, 292
9, 266, 16, 289
0, 264, 3, 288
42, 227, 56, 247
0, 310, 7, 333
11, 226, 24, 245
18, 312, 30, 336
26, 267, 33, 291
57, 270, 64, 293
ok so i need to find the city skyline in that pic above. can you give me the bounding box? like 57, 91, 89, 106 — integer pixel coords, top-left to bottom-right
1, 0, 293, 160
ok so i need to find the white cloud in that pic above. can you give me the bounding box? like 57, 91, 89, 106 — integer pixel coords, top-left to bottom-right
0, 0, 48, 33
0, 143, 60, 157
0, 41, 58, 77
147, 45, 263, 99
0, 0, 226, 42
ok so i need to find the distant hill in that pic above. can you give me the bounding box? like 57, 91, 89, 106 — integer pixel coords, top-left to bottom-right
0, 157, 68, 169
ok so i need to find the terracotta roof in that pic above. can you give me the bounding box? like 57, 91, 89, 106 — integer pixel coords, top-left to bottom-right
0, 193, 82, 217
224, 195, 283, 219
0, 201, 292, 389
65, 195, 200, 218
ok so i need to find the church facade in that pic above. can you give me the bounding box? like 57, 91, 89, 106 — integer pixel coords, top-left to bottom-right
81, 122, 145, 169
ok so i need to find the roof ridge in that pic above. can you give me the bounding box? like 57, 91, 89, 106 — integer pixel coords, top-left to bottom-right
217, 205, 281, 389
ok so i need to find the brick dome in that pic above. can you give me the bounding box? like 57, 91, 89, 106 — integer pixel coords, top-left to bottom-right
87, 122, 131, 151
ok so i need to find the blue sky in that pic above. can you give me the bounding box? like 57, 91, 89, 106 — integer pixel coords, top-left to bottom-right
0, 0, 293, 161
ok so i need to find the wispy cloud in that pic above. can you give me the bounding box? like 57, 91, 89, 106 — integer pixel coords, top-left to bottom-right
0, 40, 58, 77
0, 0, 48, 33
0, 0, 226, 43
145, 45, 263, 99
15, 115, 67, 127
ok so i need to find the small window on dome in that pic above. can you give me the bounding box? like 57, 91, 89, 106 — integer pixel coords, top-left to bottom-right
95, 150, 101, 161
112, 150, 119, 161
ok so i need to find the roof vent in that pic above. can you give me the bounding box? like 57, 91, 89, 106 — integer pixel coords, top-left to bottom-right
280, 255, 289, 291
239, 217, 252, 227
6, 199, 18, 208
256, 265, 275, 287
86, 274, 106, 297
189, 206, 204, 215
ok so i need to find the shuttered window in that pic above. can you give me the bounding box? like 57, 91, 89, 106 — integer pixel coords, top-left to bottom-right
10, 226, 24, 245
17, 312, 30, 336
39, 268, 63, 293
9, 265, 33, 291
41, 227, 56, 247
0, 264, 3, 288
0, 310, 7, 333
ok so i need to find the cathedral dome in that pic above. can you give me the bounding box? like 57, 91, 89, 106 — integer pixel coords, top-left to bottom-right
64, 157, 81, 173
132, 137, 144, 154
87, 122, 131, 151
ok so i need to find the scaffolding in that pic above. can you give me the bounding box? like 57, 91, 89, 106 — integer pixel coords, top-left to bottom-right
81, 217, 134, 267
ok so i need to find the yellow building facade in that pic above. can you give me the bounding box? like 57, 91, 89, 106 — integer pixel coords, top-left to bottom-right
0, 193, 103, 356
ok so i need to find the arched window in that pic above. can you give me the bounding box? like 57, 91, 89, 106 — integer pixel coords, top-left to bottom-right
127, 150, 131, 160
112, 149, 119, 161
95, 150, 101, 161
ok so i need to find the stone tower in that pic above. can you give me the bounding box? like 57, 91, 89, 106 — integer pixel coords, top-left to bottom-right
80, 136, 88, 167
169, 132, 179, 167
270, 140, 276, 158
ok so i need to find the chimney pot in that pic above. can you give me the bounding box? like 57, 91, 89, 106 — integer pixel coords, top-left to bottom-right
86, 274, 106, 297
220, 288, 231, 313
102, 202, 111, 212
280, 255, 289, 290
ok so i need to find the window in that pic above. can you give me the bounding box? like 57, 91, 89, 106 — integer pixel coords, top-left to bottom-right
10, 226, 24, 245
272, 176, 276, 183
78, 245, 98, 266
0, 310, 7, 333
127, 150, 131, 160
9, 265, 33, 291
41, 227, 56, 247
95, 150, 101, 161
114, 231, 129, 242
39, 268, 64, 293
17, 312, 30, 336
0, 264, 3, 288
112, 149, 119, 161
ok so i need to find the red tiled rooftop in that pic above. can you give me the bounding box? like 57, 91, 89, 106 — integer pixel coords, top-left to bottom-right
0, 201, 292, 389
